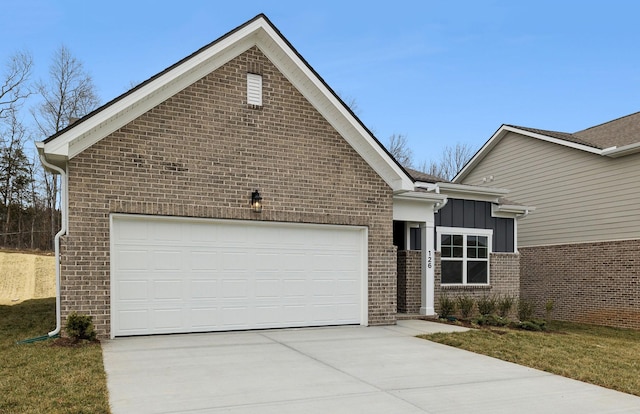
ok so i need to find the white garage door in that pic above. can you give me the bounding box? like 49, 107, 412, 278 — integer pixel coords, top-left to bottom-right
110, 215, 367, 337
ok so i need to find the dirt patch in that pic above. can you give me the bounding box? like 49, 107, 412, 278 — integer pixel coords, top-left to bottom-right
50, 337, 101, 348
0, 252, 55, 305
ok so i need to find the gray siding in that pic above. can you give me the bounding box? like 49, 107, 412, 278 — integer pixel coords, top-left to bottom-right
435, 198, 515, 252
459, 132, 640, 247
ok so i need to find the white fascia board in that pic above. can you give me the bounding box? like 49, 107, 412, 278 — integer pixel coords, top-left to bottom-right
41, 19, 267, 161
393, 192, 447, 223
437, 182, 509, 202
254, 25, 414, 192
454, 126, 508, 182
454, 125, 604, 182
509, 126, 602, 154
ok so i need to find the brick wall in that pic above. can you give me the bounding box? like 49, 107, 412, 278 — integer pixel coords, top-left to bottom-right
434, 252, 520, 318
396, 251, 520, 318
521, 240, 640, 330
397, 250, 421, 313
61, 46, 396, 338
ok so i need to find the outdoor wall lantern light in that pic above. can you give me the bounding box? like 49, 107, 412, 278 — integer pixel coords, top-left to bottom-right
251, 190, 262, 213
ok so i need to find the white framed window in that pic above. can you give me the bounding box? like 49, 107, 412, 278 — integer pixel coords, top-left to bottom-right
436, 227, 492, 285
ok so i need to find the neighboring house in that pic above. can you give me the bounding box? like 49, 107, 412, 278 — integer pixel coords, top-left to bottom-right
455, 112, 640, 329
395, 168, 530, 318
37, 14, 528, 339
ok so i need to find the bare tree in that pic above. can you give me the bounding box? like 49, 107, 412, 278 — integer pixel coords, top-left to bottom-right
387, 133, 413, 168
32, 45, 100, 247
420, 142, 475, 181
32, 45, 99, 136
0, 50, 33, 120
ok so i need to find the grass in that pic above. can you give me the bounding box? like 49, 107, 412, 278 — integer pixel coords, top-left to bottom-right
0, 298, 110, 414
420, 320, 640, 397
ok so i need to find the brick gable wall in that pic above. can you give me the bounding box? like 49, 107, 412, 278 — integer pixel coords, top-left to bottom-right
521, 241, 640, 330
61, 46, 396, 338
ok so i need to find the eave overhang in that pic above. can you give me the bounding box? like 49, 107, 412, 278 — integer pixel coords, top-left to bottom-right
393, 191, 447, 223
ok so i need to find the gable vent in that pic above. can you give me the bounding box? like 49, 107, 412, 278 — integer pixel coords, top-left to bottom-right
247, 73, 263, 106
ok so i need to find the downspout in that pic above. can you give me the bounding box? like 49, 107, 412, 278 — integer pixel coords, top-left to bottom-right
513, 209, 530, 253
38, 153, 68, 338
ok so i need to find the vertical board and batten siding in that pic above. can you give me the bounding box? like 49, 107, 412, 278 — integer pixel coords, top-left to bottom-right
435, 199, 514, 252
460, 132, 640, 247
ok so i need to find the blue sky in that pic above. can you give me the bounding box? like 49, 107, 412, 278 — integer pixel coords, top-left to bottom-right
3, 1, 640, 166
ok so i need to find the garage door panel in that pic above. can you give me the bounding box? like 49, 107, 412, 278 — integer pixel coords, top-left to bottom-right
150, 222, 183, 242
117, 309, 148, 332
153, 280, 182, 300
221, 306, 250, 327
190, 280, 218, 299
152, 308, 183, 330
282, 279, 305, 297
117, 280, 148, 301
255, 278, 281, 298
190, 251, 219, 271
112, 216, 366, 337
221, 279, 249, 299
117, 249, 150, 271
222, 252, 250, 270
190, 307, 219, 328
152, 249, 183, 271
116, 221, 148, 241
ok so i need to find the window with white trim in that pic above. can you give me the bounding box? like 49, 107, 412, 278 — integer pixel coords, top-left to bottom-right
437, 227, 492, 285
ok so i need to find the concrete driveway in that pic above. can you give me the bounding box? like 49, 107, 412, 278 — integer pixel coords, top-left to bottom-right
102, 320, 640, 413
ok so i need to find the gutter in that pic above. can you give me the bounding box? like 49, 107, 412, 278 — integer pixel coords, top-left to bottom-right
37, 147, 68, 338
601, 142, 640, 158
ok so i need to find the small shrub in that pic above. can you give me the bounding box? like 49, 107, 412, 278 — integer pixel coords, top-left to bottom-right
545, 299, 555, 321
457, 295, 475, 319
517, 319, 547, 331
66, 312, 97, 342
518, 299, 534, 322
438, 294, 457, 319
497, 295, 515, 318
477, 295, 497, 316
473, 314, 509, 327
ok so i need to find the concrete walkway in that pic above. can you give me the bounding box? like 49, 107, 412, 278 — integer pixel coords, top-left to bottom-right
102, 320, 640, 413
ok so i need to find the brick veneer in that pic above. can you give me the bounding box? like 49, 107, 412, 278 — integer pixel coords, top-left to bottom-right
520, 240, 640, 330
61, 46, 397, 338
396, 251, 520, 317
436, 253, 520, 318
397, 250, 421, 313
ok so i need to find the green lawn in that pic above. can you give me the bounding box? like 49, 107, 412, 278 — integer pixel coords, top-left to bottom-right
0, 298, 110, 414
420, 320, 640, 397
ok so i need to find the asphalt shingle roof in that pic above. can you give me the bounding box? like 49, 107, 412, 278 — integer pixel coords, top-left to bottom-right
508, 111, 640, 150
404, 167, 448, 183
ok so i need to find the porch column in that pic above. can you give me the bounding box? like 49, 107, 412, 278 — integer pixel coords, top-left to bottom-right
420, 220, 436, 316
